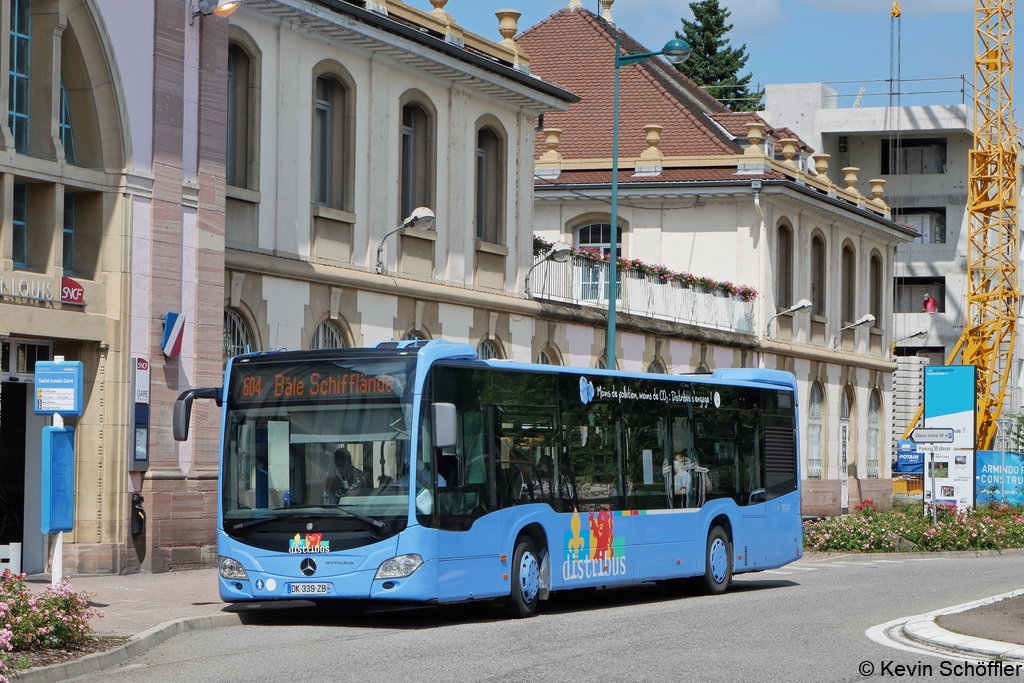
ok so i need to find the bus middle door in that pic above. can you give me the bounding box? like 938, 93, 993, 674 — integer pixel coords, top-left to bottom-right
436, 407, 503, 602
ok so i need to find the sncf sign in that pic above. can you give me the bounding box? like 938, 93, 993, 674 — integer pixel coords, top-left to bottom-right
61, 277, 85, 305
0, 273, 86, 306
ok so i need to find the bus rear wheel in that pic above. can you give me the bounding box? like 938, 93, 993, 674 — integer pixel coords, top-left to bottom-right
504, 537, 541, 618
700, 526, 732, 595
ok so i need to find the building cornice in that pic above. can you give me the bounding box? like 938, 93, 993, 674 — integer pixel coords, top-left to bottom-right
241, 0, 578, 112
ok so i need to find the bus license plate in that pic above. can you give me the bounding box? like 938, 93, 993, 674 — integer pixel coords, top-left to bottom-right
288, 583, 330, 595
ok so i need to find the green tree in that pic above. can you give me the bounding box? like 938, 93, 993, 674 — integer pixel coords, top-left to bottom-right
674, 0, 763, 111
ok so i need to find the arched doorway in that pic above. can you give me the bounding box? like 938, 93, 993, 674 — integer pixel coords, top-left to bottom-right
840, 385, 855, 513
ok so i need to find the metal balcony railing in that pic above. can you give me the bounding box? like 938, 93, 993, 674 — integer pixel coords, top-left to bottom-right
529, 256, 756, 335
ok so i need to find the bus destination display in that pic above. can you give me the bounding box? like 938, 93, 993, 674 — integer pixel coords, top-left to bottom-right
234, 366, 399, 403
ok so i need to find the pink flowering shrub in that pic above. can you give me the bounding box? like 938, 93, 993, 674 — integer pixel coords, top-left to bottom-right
530, 235, 760, 301
803, 503, 1024, 553
0, 570, 103, 681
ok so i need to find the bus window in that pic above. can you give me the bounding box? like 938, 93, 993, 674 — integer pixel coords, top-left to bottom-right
494, 408, 558, 510
562, 405, 620, 512
691, 391, 765, 507
623, 406, 671, 511
670, 415, 706, 509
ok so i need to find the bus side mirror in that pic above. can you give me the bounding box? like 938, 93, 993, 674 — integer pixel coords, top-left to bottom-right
173, 387, 221, 441
432, 402, 457, 449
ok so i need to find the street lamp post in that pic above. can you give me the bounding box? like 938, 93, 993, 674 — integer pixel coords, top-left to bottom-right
606, 36, 690, 369
890, 328, 927, 358
832, 314, 876, 352
766, 298, 812, 339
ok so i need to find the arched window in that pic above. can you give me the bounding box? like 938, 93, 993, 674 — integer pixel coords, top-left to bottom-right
575, 222, 621, 258
224, 308, 256, 365
310, 319, 347, 350
227, 44, 250, 188
841, 243, 856, 323
9, 0, 30, 154
537, 347, 560, 365
776, 221, 793, 308
399, 96, 435, 218
313, 73, 352, 210
475, 124, 505, 245
867, 389, 881, 478
60, 81, 75, 165
869, 252, 883, 324
840, 384, 852, 420
477, 338, 503, 360
403, 329, 430, 341
811, 233, 826, 317
647, 359, 666, 374
807, 382, 824, 479
594, 357, 607, 370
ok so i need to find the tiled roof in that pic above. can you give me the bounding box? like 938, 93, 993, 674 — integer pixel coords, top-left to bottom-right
706, 113, 814, 153
517, 8, 741, 161
535, 166, 785, 186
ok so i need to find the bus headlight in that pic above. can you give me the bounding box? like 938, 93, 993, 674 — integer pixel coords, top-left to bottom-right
375, 554, 423, 579
219, 556, 249, 581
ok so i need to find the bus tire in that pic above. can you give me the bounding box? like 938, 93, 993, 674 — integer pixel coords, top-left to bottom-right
504, 536, 541, 618
701, 526, 732, 595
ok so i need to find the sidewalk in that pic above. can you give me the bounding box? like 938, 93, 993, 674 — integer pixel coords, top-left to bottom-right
27, 569, 227, 637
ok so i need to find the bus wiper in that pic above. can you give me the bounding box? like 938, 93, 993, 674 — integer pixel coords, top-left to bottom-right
228, 515, 277, 531
290, 504, 387, 529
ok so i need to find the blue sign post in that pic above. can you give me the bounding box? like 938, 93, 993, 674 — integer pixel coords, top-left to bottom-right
33, 361, 83, 416
33, 358, 82, 586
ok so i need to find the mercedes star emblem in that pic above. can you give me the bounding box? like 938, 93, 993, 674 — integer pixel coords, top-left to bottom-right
300, 558, 317, 577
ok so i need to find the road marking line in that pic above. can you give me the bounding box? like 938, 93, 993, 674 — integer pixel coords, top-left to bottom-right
787, 566, 819, 571
761, 570, 792, 575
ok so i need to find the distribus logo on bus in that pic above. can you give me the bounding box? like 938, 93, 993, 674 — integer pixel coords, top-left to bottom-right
174, 340, 802, 618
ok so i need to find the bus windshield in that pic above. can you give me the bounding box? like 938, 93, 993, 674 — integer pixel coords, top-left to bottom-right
222, 355, 416, 534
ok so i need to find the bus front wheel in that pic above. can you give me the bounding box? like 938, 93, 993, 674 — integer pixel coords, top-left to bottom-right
504, 536, 541, 618
700, 526, 732, 595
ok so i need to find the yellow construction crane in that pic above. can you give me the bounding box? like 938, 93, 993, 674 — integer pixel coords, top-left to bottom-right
902, 0, 1019, 450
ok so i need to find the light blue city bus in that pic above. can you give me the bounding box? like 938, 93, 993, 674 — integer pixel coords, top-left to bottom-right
173, 339, 802, 617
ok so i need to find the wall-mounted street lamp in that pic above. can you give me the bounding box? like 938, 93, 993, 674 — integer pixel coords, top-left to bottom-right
191, 0, 242, 23
606, 37, 691, 370
765, 298, 812, 339
833, 314, 876, 352
891, 328, 927, 357
525, 242, 572, 298
376, 207, 435, 275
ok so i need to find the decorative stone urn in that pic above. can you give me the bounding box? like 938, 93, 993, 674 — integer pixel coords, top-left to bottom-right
495, 9, 521, 46
779, 138, 799, 169
540, 128, 563, 162
842, 166, 861, 195
640, 124, 663, 159
744, 122, 765, 156
813, 153, 831, 178
869, 178, 887, 206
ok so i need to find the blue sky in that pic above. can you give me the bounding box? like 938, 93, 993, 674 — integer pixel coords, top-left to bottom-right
410, 0, 984, 108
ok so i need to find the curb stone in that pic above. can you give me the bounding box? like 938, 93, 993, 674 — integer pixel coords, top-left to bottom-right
901, 616, 1024, 662
11, 613, 242, 683
799, 548, 1024, 563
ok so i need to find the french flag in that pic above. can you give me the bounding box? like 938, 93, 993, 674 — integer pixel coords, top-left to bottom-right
162, 312, 185, 358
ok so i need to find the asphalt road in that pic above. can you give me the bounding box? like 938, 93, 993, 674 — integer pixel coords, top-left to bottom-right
71, 554, 1023, 683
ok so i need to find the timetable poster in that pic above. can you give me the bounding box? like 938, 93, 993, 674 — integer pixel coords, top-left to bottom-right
922, 366, 976, 512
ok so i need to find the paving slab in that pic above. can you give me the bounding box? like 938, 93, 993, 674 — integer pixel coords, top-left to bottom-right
25, 569, 226, 637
